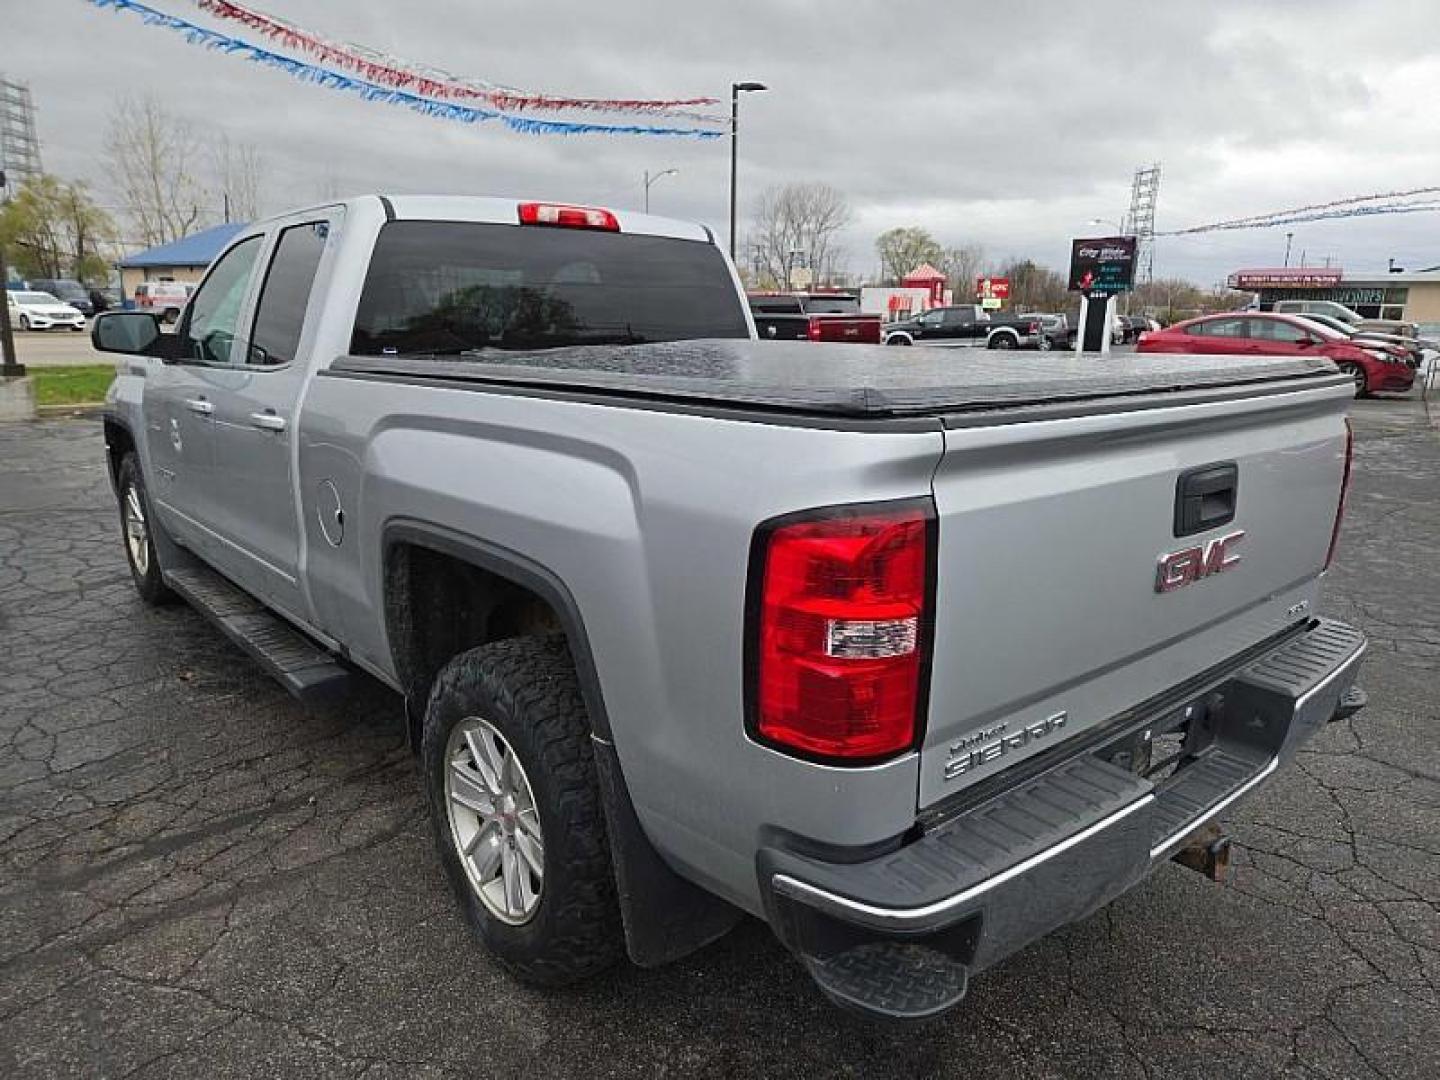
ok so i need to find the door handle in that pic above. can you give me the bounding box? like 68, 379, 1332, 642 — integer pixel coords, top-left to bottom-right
184, 398, 213, 415
249, 411, 287, 432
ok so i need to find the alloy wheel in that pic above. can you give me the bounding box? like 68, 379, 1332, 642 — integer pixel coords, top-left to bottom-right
123, 482, 150, 577
444, 716, 544, 924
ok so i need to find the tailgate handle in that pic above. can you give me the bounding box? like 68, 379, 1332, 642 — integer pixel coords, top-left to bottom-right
1174, 463, 1238, 537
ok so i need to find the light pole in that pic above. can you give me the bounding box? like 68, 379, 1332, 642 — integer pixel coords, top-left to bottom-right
1284, 232, 1294, 267
643, 168, 677, 214
0, 169, 23, 378
729, 81, 767, 260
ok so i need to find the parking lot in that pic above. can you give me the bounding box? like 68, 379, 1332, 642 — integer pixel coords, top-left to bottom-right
7, 329, 108, 368
0, 400, 1436, 1079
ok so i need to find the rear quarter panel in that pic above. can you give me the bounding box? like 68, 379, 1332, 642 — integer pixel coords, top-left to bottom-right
298, 378, 946, 913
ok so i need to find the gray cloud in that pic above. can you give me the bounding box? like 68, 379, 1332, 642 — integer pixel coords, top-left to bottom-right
8, 0, 1440, 282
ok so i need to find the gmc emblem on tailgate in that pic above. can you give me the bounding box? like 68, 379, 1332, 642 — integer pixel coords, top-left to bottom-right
1155, 530, 1244, 593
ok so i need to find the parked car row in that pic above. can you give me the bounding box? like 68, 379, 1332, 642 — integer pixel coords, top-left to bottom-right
1137, 310, 1415, 397
4, 278, 183, 330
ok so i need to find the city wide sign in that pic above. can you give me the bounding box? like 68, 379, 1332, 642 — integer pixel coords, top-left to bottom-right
1068, 236, 1137, 295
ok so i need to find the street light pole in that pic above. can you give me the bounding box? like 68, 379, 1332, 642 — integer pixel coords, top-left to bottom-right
0, 170, 24, 378
728, 81, 767, 260
643, 168, 677, 214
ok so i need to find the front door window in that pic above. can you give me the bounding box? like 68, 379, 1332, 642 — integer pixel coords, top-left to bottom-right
180, 236, 263, 366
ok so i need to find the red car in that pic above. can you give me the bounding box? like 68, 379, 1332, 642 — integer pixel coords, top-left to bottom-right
1137, 312, 1415, 398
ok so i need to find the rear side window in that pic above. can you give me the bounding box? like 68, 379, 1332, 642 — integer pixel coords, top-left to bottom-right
249, 221, 330, 367
1188, 318, 1246, 337
350, 221, 748, 355
801, 296, 859, 315
749, 296, 804, 315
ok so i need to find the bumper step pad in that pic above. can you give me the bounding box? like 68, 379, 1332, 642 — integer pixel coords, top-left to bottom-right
804, 943, 969, 1021
165, 566, 350, 703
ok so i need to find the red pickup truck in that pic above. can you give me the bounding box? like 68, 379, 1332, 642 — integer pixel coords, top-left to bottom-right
748, 292, 883, 344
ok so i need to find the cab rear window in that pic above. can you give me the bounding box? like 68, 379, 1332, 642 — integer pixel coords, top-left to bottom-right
350, 221, 748, 355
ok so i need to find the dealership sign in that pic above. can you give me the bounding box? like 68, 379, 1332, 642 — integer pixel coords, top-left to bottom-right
1227, 268, 1343, 289
1068, 237, 1137, 295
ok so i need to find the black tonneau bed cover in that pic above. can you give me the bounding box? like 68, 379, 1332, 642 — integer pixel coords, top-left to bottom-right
328, 340, 1343, 419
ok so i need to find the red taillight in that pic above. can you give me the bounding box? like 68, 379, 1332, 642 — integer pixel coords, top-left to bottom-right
1324, 418, 1354, 570
517, 202, 620, 231
807, 316, 823, 341
748, 501, 934, 763
1028, 321, 1039, 334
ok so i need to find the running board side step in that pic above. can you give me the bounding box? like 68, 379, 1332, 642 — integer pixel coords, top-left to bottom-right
164, 566, 351, 703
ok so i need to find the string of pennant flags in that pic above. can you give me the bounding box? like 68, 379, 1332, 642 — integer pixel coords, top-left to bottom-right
190, 0, 723, 121
1159, 186, 1440, 236
85, 0, 727, 139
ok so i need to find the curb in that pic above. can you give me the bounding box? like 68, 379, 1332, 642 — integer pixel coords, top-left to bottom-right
36, 403, 107, 419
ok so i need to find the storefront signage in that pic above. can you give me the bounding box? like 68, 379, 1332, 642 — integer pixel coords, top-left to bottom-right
1228, 269, 1343, 289
976, 276, 1010, 302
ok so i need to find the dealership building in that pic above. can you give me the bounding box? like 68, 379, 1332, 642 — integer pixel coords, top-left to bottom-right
1228, 266, 1440, 324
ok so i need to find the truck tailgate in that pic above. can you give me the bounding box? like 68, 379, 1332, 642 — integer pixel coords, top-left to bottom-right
809, 315, 883, 344
919, 380, 1352, 809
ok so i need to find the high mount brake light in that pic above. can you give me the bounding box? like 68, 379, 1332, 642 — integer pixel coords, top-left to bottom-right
746, 501, 935, 763
1324, 417, 1354, 571
517, 202, 620, 231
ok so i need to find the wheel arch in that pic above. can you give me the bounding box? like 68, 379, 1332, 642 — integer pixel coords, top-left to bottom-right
103, 413, 138, 492
380, 519, 612, 745
381, 518, 743, 966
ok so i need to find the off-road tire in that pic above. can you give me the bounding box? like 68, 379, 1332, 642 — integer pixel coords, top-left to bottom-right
422, 636, 624, 986
117, 453, 175, 605
989, 334, 1015, 349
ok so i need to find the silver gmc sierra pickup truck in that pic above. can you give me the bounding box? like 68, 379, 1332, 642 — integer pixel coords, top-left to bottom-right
95, 195, 1367, 1019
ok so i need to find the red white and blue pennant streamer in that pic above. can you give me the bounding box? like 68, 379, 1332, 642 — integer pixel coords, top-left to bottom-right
1161, 186, 1440, 236
85, 0, 725, 139
193, 0, 722, 121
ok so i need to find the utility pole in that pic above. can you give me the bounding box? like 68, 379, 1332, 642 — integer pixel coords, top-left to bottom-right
1284, 232, 1294, 267
728, 81, 767, 260
0, 169, 24, 378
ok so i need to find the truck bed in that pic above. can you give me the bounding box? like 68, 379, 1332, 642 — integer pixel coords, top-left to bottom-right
328, 340, 1340, 420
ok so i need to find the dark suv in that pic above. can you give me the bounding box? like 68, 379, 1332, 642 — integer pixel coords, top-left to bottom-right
28, 278, 95, 316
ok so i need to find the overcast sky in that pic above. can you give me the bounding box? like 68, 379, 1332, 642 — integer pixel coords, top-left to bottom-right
7, 0, 1440, 283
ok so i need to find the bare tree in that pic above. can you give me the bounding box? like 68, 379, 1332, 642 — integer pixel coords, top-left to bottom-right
105, 96, 206, 247
874, 226, 941, 285
746, 182, 852, 289
940, 243, 987, 301
994, 258, 1070, 313
210, 134, 265, 222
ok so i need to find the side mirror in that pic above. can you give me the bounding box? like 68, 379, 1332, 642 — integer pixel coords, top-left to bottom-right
91, 311, 179, 360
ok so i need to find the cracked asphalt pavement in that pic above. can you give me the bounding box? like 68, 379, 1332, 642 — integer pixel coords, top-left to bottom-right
2, 399, 1436, 1079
